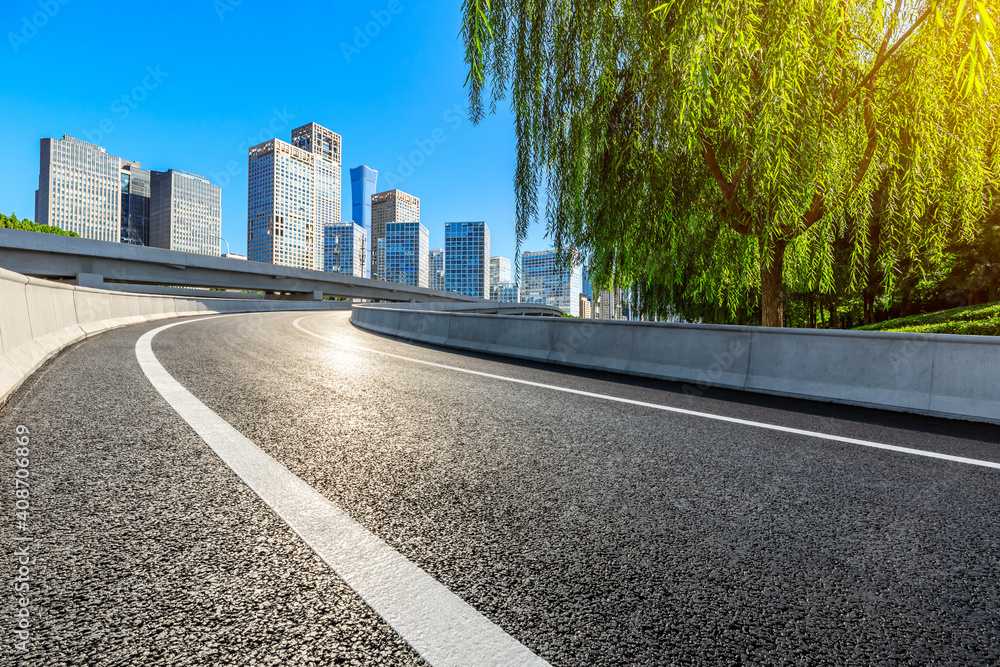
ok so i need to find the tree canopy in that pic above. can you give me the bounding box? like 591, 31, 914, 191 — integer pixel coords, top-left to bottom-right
463, 0, 998, 326
0, 212, 78, 237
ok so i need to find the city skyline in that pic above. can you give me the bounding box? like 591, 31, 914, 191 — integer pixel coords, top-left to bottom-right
0, 2, 554, 262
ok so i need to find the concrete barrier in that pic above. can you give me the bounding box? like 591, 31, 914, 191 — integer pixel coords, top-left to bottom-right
0, 268, 351, 408
351, 304, 1000, 425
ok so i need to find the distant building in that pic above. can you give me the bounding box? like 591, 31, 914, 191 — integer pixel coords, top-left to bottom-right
385, 221, 429, 288
120, 161, 150, 246
324, 221, 367, 277
350, 165, 378, 278
579, 294, 592, 319
222, 252, 247, 260
595, 288, 623, 320
581, 264, 592, 299
148, 170, 222, 256
521, 249, 581, 316
34, 135, 219, 251
492, 282, 520, 303
35, 135, 127, 242
490, 256, 512, 285
429, 247, 445, 291
248, 121, 342, 270
445, 221, 490, 298
371, 189, 419, 280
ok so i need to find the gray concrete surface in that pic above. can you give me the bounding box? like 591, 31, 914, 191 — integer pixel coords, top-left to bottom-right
352, 305, 1000, 425
2, 310, 1000, 665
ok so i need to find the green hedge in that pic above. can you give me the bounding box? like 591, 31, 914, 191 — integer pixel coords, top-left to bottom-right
856, 302, 1000, 336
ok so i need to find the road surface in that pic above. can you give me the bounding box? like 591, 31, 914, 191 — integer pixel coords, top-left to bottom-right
2, 310, 999, 665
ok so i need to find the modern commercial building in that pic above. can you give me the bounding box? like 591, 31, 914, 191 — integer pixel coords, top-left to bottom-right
595, 288, 624, 320
521, 249, 581, 316
370, 189, 419, 280
350, 165, 378, 277
445, 221, 490, 298
149, 170, 222, 256
324, 221, 367, 277
384, 221, 429, 288
120, 161, 150, 246
35, 135, 221, 252
490, 256, 512, 286
581, 264, 592, 299
579, 294, 593, 319
247, 122, 341, 270
492, 282, 520, 303
428, 247, 445, 291
35, 135, 127, 242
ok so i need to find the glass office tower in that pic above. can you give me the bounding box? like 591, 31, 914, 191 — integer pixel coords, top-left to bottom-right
149, 169, 222, 256
120, 161, 150, 246
385, 221, 429, 288
350, 165, 378, 278
370, 189, 419, 280
324, 221, 367, 276
445, 221, 490, 298
521, 249, 581, 316
428, 247, 445, 291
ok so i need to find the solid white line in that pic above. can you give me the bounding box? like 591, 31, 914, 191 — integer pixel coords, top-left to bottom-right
136, 316, 550, 667
294, 315, 1000, 471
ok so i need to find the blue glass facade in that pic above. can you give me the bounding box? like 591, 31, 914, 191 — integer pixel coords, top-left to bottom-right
350, 165, 378, 278
521, 250, 581, 316
324, 221, 366, 276
385, 221, 429, 288
445, 221, 490, 298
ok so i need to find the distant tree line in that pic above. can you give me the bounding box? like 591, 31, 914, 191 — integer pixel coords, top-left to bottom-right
0, 212, 78, 237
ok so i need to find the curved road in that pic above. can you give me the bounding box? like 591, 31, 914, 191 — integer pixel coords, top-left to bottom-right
2, 310, 1000, 665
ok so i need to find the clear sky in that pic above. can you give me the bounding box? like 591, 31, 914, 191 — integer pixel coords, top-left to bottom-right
0, 0, 552, 261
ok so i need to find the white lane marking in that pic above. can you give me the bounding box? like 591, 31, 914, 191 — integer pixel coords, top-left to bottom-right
295, 315, 1000, 471
136, 316, 550, 667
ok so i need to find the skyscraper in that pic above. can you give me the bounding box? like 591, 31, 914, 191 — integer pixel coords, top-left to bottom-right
120, 161, 150, 246
35, 134, 219, 251
428, 247, 445, 291
521, 249, 581, 316
324, 221, 367, 277
350, 165, 378, 278
490, 256, 512, 285
35, 135, 124, 242
370, 189, 419, 280
445, 221, 490, 298
247, 122, 342, 270
385, 221, 429, 288
149, 170, 222, 256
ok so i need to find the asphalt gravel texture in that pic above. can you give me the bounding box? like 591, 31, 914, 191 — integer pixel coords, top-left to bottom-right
2, 310, 1000, 666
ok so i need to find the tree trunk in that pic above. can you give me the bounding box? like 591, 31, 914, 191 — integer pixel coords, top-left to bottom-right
760, 241, 786, 327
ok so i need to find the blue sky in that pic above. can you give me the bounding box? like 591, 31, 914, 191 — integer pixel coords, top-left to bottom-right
0, 0, 550, 260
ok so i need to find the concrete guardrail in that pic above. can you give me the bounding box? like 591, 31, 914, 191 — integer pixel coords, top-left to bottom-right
351, 304, 1000, 425
0, 267, 349, 408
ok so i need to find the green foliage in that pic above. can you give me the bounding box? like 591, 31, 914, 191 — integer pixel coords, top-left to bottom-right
0, 212, 78, 237
463, 0, 999, 326
856, 300, 1000, 335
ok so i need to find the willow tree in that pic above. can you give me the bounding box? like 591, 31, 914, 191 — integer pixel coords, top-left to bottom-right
462, 0, 998, 326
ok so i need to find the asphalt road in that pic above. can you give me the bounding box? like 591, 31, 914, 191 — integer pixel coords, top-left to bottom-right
2, 310, 1000, 666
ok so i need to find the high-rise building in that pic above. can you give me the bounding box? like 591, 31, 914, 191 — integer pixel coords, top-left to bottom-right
35, 135, 218, 251
521, 249, 581, 316
428, 247, 445, 291
324, 221, 367, 277
119, 161, 151, 246
579, 294, 593, 319
581, 264, 592, 299
595, 288, 624, 320
350, 165, 378, 278
370, 189, 419, 280
490, 256, 512, 286
492, 283, 520, 303
385, 221, 429, 288
35, 135, 124, 242
149, 170, 222, 256
248, 122, 341, 270
445, 221, 490, 298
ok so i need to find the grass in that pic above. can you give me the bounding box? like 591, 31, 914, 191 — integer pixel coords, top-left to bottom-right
855, 301, 1000, 336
